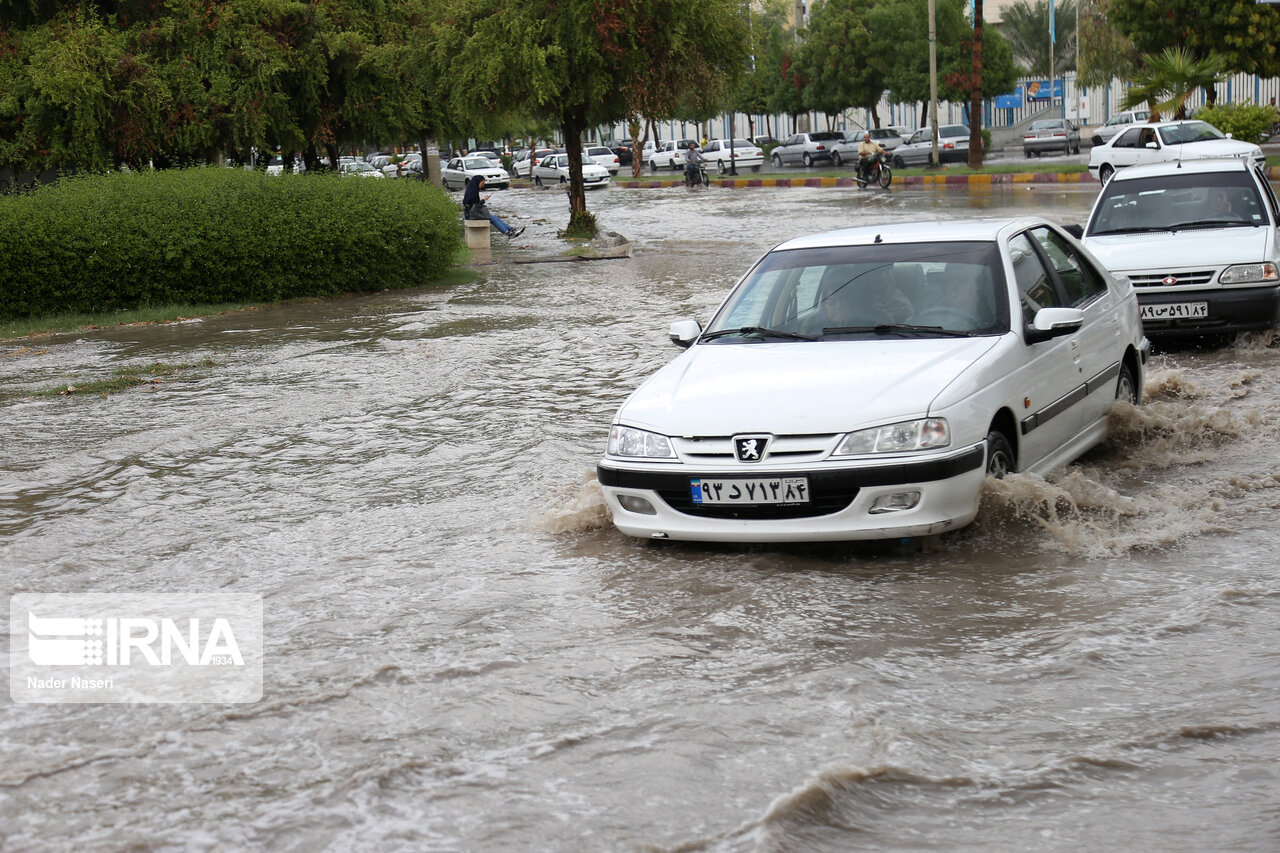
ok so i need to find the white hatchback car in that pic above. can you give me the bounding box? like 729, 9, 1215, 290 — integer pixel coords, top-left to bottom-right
648, 139, 698, 171
531, 152, 611, 188
598, 218, 1148, 543
1088, 119, 1264, 184
1081, 157, 1280, 337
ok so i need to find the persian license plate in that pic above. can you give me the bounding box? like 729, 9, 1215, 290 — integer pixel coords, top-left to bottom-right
1141, 302, 1209, 320
690, 477, 810, 505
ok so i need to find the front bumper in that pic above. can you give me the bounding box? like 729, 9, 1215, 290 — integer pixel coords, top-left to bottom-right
1136, 284, 1280, 337
597, 444, 986, 542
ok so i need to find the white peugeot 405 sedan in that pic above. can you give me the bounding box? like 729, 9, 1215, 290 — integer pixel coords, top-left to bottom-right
597, 218, 1149, 543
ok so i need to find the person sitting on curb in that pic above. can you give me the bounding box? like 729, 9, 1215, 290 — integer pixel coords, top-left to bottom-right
463, 175, 525, 239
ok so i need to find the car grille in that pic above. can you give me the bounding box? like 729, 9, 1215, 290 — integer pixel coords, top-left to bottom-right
1127, 270, 1216, 288
672, 434, 841, 465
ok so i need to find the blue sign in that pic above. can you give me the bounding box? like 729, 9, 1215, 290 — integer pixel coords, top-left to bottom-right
993, 86, 1024, 110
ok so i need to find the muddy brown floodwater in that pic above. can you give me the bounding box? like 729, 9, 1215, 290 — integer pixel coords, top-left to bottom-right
2, 183, 1278, 852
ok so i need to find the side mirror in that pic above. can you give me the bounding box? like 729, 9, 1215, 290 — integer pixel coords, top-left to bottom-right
1145, 141, 1158, 149
669, 319, 703, 349
1025, 307, 1084, 344
1061, 223, 1084, 238
1226, 132, 1234, 139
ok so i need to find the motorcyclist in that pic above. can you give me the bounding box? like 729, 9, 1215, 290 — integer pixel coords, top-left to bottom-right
684, 142, 704, 185
857, 132, 886, 183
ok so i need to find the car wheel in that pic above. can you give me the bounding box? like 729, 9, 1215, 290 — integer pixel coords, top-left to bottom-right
1116, 361, 1140, 404
751, 165, 760, 173
831, 150, 843, 167
442, 178, 450, 189
559, 176, 567, 184
985, 430, 1015, 479
772, 153, 782, 167
1092, 135, 1103, 147
1071, 142, 1080, 154
1098, 163, 1115, 184
534, 176, 542, 187
803, 153, 813, 167
649, 160, 658, 172
893, 155, 905, 170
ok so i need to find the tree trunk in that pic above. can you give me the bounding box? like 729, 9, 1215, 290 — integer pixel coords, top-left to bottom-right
968, 0, 984, 169
562, 111, 587, 219
871, 106, 881, 129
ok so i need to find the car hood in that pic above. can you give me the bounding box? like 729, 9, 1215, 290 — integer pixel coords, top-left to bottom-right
616, 337, 1000, 437
1084, 226, 1271, 271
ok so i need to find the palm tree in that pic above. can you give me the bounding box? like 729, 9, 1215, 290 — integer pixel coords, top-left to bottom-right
1121, 47, 1227, 121
1002, 0, 1076, 76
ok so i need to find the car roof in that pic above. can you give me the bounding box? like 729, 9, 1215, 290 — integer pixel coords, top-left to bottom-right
770, 218, 1051, 251
1106, 156, 1255, 182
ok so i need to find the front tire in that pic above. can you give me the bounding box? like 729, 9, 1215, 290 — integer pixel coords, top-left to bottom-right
649, 160, 658, 172
893, 155, 905, 170
1098, 163, 1115, 184
534, 176, 543, 187
878, 166, 892, 189
986, 430, 1015, 479
831, 150, 843, 167
772, 153, 783, 167
1116, 361, 1139, 404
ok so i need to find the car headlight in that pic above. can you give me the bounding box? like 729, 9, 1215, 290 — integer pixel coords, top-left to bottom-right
833, 418, 950, 456
608, 425, 676, 459
1219, 263, 1278, 285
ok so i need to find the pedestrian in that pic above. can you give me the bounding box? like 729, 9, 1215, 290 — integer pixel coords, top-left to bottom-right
462, 175, 524, 239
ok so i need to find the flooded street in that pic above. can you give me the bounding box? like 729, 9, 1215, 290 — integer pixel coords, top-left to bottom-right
2, 183, 1279, 851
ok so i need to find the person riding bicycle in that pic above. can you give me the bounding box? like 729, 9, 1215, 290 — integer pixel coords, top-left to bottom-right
856, 132, 885, 183
684, 142, 704, 184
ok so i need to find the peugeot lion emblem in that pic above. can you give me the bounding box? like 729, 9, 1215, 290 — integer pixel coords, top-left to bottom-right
734, 435, 769, 463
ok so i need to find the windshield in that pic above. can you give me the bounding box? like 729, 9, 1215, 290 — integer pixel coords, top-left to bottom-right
705, 241, 1010, 340
1086, 170, 1267, 235
1159, 121, 1225, 145
463, 158, 492, 170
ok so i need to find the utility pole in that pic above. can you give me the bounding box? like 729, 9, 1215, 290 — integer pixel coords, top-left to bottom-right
968, 0, 984, 169
929, 0, 939, 168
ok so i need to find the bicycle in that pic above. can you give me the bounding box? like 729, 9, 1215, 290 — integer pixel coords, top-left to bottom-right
855, 151, 893, 189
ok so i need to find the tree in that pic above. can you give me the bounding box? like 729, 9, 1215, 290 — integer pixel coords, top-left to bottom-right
1120, 47, 1227, 121
1077, 0, 1139, 89
440, 0, 749, 236
797, 0, 883, 122
1001, 0, 1076, 75
1107, 0, 1280, 78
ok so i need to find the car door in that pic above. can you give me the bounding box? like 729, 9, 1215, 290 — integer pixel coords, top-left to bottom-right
444, 158, 463, 189
1107, 127, 1143, 169
1005, 231, 1090, 469
1025, 225, 1122, 431
778, 135, 798, 164
1132, 126, 1164, 167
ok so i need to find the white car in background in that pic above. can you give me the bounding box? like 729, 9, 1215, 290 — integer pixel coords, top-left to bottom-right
441, 155, 510, 191
598, 218, 1147, 543
339, 161, 384, 178
831, 128, 906, 166
648, 140, 698, 171
1087, 108, 1150, 146
699, 139, 764, 173
1081, 157, 1280, 337
1087, 119, 1264, 184
585, 145, 622, 175
531, 152, 611, 188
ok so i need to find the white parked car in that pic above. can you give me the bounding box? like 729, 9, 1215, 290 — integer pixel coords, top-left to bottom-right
441, 156, 510, 191
648, 139, 698, 171
1081, 157, 1280, 337
1087, 109, 1150, 146
531, 152, 611, 188
598, 218, 1148, 543
585, 144, 621, 175
339, 161, 384, 179
1088, 119, 1264, 184
831, 128, 906, 166
699, 138, 764, 172
892, 125, 971, 167
512, 148, 558, 178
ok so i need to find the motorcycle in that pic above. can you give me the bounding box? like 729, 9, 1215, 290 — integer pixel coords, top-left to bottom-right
856, 151, 893, 189
684, 161, 709, 188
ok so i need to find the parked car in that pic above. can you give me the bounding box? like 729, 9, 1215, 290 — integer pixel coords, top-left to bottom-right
585, 144, 622, 175
649, 139, 699, 171
531, 152, 611, 188
339, 161, 384, 178
892, 125, 972, 168
597, 217, 1148, 543
830, 128, 906, 167
699, 138, 764, 173
1080, 157, 1280, 337
1088, 119, 1264, 184
1023, 118, 1081, 156
512, 148, 558, 178
770, 131, 844, 167
605, 139, 633, 166
752, 135, 780, 147
1087, 109, 1150, 146
441, 155, 510, 191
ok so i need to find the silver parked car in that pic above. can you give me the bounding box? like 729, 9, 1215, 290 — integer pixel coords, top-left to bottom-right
770, 131, 844, 167
892, 125, 972, 168
1023, 118, 1081, 156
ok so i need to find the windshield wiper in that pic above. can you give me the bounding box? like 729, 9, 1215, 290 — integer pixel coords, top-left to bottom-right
1169, 219, 1254, 230
1091, 226, 1168, 235
822, 324, 974, 337
700, 326, 817, 342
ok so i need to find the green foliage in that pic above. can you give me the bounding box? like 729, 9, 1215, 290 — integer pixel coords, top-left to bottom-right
1121, 47, 1226, 120
1107, 0, 1280, 77
1195, 103, 1277, 145
799, 0, 882, 116
1002, 0, 1076, 75
1078, 0, 1139, 88
562, 210, 598, 240
0, 168, 461, 321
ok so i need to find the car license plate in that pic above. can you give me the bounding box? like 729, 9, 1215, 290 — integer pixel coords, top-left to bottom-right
690, 477, 809, 505
1141, 302, 1209, 320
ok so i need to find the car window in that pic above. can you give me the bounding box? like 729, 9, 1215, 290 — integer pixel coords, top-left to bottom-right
704, 141, 720, 153
1028, 227, 1107, 307
812, 132, 843, 142
1138, 127, 1158, 147
1008, 233, 1063, 323
1113, 128, 1141, 148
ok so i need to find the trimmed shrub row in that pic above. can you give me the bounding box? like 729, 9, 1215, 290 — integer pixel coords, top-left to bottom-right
0, 168, 463, 320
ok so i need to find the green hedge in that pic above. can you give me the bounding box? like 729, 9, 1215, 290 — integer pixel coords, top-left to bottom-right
1194, 103, 1278, 146
0, 167, 463, 320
